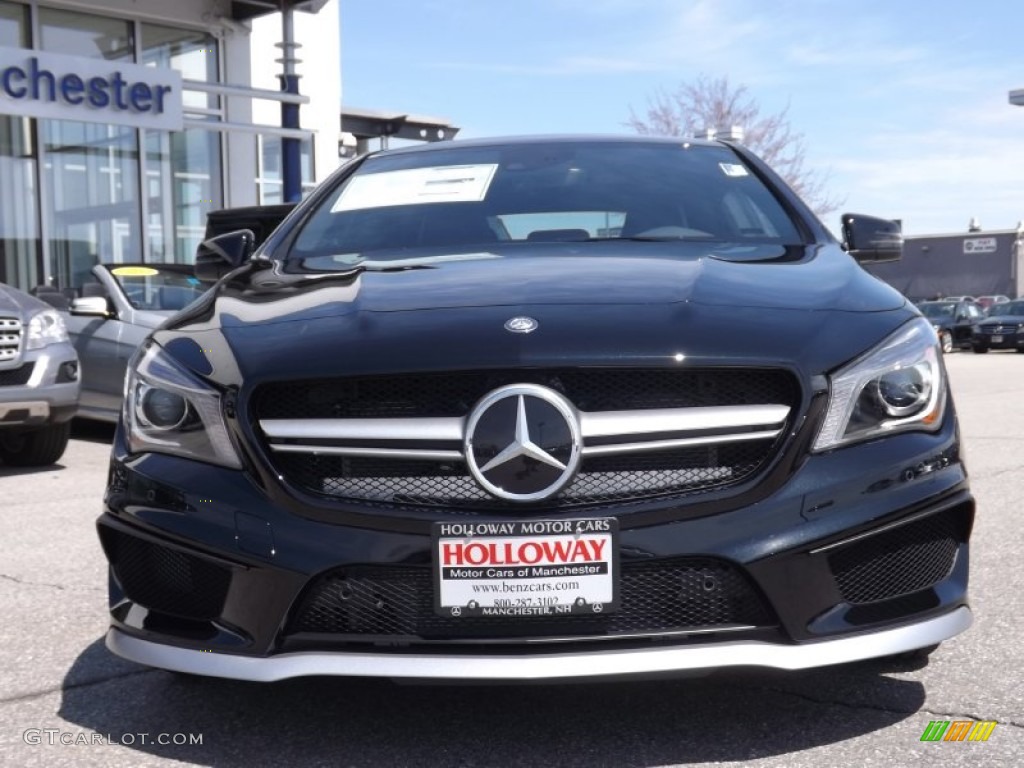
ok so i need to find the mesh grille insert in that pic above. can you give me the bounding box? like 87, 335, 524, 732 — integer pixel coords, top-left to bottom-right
272, 440, 775, 510
254, 368, 799, 419
828, 509, 964, 604
0, 363, 33, 387
105, 529, 231, 621
287, 557, 775, 641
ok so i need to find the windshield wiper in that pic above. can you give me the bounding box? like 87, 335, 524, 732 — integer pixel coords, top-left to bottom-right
604, 234, 725, 242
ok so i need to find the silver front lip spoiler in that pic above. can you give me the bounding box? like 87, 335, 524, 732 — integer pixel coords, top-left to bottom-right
107, 606, 971, 682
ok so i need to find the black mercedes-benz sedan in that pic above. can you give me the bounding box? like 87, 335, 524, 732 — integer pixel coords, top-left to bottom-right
98, 136, 973, 682
971, 299, 1024, 353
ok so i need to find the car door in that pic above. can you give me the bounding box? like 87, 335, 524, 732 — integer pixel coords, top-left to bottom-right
964, 303, 986, 344
946, 303, 978, 346
66, 300, 127, 418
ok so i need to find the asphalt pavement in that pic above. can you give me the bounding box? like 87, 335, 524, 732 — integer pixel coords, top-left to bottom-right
1, 352, 1021, 767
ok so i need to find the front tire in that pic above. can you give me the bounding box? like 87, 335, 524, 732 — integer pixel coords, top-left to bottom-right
0, 422, 71, 466
938, 330, 953, 354
874, 643, 940, 669
886, 643, 939, 661
973, 345, 989, 354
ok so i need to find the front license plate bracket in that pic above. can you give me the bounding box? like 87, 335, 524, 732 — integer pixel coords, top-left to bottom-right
432, 518, 619, 618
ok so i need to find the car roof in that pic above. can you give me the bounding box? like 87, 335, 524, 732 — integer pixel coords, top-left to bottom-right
374, 134, 726, 159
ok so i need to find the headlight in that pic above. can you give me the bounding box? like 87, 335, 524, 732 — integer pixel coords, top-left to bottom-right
813, 317, 945, 452
124, 343, 242, 468
26, 309, 69, 350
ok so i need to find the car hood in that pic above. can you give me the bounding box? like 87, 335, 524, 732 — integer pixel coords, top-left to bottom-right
0, 283, 49, 316
159, 243, 915, 384
981, 314, 1024, 325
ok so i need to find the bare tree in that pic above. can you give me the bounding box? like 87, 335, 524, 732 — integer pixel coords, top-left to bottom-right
627, 75, 841, 217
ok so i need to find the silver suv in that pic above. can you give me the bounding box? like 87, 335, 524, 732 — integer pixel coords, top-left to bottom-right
0, 283, 80, 466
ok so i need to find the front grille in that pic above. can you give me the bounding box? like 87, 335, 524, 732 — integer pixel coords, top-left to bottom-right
102, 528, 231, 621
979, 323, 1019, 334
286, 557, 775, 641
0, 317, 22, 365
845, 591, 941, 625
273, 440, 776, 510
828, 509, 965, 604
0, 363, 33, 386
254, 368, 799, 509
255, 368, 797, 419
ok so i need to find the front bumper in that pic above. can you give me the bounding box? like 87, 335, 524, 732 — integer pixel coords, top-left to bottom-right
0, 341, 80, 425
972, 330, 1024, 350
98, 404, 974, 680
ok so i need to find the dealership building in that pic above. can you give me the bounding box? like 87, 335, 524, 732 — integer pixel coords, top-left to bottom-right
0, 0, 341, 292
866, 225, 1024, 301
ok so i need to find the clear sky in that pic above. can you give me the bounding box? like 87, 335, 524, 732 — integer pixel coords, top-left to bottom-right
338, 0, 1024, 236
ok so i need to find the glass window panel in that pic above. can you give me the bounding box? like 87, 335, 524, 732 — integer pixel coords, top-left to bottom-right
0, 1, 28, 48
142, 24, 219, 110
257, 135, 315, 204
146, 128, 222, 263
37, 9, 148, 287
39, 7, 133, 61
141, 24, 223, 263
0, 2, 40, 290
43, 120, 140, 290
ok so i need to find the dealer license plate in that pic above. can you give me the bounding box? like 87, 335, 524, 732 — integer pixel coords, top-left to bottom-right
991, 334, 1003, 343
433, 518, 618, 618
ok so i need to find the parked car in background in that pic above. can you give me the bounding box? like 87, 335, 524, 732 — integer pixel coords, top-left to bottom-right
917, 299, 985, 353
98, 135, 973, 683
976, 295, 1011, 313
971, 299, 1024, 353
42, 208, 296, 423
63, 264, 205, 422
0, 281, 80, 465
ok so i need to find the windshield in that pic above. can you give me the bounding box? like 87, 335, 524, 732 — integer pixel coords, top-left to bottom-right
103, 265, 205, 311
989, 300, 1024, 316
288, 141, 804, 269
918, 302, 957, 319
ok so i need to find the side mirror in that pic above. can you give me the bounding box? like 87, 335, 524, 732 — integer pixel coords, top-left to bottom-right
841, 214, 902, 264
195, 229, 255, 284
70, 296, 112, 318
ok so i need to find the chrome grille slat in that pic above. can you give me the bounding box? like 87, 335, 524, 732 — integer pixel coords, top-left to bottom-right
261, 404, 789, 461
261, 416, 465, 442
269, 445, 465, 461
0, 318, 24, 366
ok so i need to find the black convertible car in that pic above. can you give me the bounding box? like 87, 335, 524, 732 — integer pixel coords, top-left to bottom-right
98, 136, 973, 681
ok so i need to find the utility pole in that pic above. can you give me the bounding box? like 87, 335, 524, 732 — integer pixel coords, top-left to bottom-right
278, 1, 302, 202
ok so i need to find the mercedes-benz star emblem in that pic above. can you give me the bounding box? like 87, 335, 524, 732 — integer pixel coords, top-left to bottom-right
464, 384, 582, 502
504, 316, 538, 334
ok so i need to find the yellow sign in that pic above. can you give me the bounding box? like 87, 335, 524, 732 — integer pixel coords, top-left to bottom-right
111, 266, 159, 277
